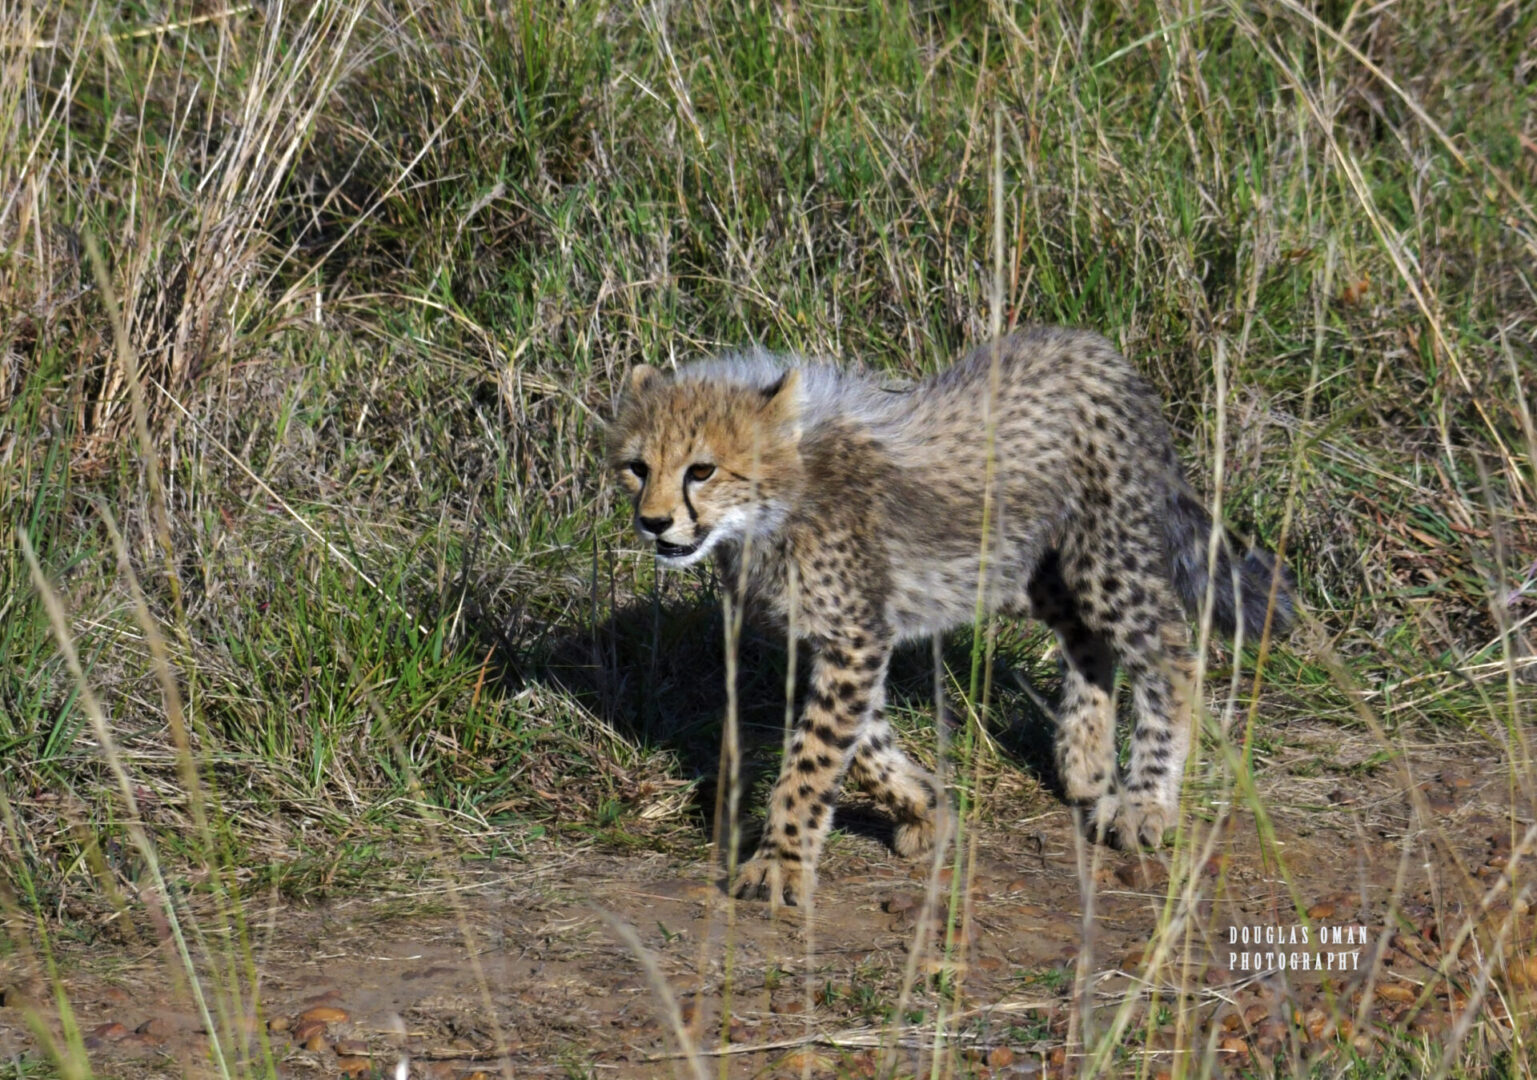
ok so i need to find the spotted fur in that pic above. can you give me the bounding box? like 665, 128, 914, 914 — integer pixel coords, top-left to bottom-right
607, 328, 1294, 906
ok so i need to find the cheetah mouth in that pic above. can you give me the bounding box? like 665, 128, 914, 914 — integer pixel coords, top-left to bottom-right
654, 537, 702, 561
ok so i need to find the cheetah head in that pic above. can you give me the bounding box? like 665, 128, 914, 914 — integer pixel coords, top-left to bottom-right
607, 362, 803, 568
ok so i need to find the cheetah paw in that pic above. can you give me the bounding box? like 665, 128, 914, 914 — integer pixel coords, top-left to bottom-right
1088, 794, 1170, 850
734, 853, 813, 907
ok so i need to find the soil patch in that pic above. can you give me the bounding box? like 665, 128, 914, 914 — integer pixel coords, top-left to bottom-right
1, 725, 1529, 1078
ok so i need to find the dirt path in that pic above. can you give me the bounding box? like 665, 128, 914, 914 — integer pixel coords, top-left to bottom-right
1, 726, 1527, 1079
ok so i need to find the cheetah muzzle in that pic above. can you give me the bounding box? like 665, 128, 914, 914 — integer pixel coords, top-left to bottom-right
654, 537, 703, 561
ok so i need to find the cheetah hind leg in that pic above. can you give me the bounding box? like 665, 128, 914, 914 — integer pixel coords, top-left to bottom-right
1090, 625, 1195, 850
846, 721, 946, 859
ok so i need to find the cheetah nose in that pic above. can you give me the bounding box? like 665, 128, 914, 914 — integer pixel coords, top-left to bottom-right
638, 515, 673, 537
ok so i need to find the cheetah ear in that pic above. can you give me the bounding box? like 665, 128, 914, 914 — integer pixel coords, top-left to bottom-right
626, 365, 660, 397
758, 368, 801, 426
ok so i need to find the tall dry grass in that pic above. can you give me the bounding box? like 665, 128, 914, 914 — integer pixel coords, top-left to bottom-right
0, 0, 1534, 1077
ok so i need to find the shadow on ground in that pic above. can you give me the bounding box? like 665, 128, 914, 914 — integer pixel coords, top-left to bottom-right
466, 565, 1062, 856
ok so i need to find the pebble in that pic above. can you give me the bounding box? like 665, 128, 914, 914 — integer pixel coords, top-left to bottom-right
1306, 901, 1335, 920
336, 1056, 371, 1077
922, 957, 965, 977
334, 1038, 368, 1055
770, 997, 806, 1015
1243, 1004, 1267, 1026
292, 1020, 327, 1044
987, 1046, 1015, 1068
135, 1017, 172, 1037
883, 893, 920, 915
779, 1050, 831, 1070
1375, 983, 1416, 1004
1517, 955, 1537, 988
304, 1031, 328, 1052
85, 1022, 130, 1047
1410, 1012, 1446, 1035
1113, 860, 1168, 890
646, 878, 715, 902
846, 1050, 878, 1077
298, 1005, 349, 1024
268, 1015, 290, 1033
1219, 1035, 1247, 1057
401, 965, 458, 981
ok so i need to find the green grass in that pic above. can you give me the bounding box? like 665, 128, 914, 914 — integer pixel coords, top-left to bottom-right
2, 0, 1535, 1076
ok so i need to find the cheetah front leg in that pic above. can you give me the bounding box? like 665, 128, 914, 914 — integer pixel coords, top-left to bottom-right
736, 636, 890, 907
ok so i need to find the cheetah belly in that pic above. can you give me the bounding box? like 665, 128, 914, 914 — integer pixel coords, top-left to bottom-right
884, 557, 1004, 641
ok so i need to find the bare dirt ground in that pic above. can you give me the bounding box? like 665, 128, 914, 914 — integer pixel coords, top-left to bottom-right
0, 724, 1528, 1080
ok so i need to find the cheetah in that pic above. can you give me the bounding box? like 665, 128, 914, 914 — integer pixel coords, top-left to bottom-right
607, 327, 1294, 906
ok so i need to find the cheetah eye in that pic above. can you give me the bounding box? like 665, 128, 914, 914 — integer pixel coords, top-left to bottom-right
626, 460, 648, 480
686, 463, 716, 483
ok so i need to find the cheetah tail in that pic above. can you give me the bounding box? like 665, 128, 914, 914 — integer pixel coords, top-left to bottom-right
1163, 486, 1296, 640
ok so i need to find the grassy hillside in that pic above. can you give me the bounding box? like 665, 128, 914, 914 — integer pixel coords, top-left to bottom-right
1, 0, 1535, 1072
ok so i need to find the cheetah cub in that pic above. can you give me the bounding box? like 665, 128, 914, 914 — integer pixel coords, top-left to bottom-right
608, 327, 1293, 906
